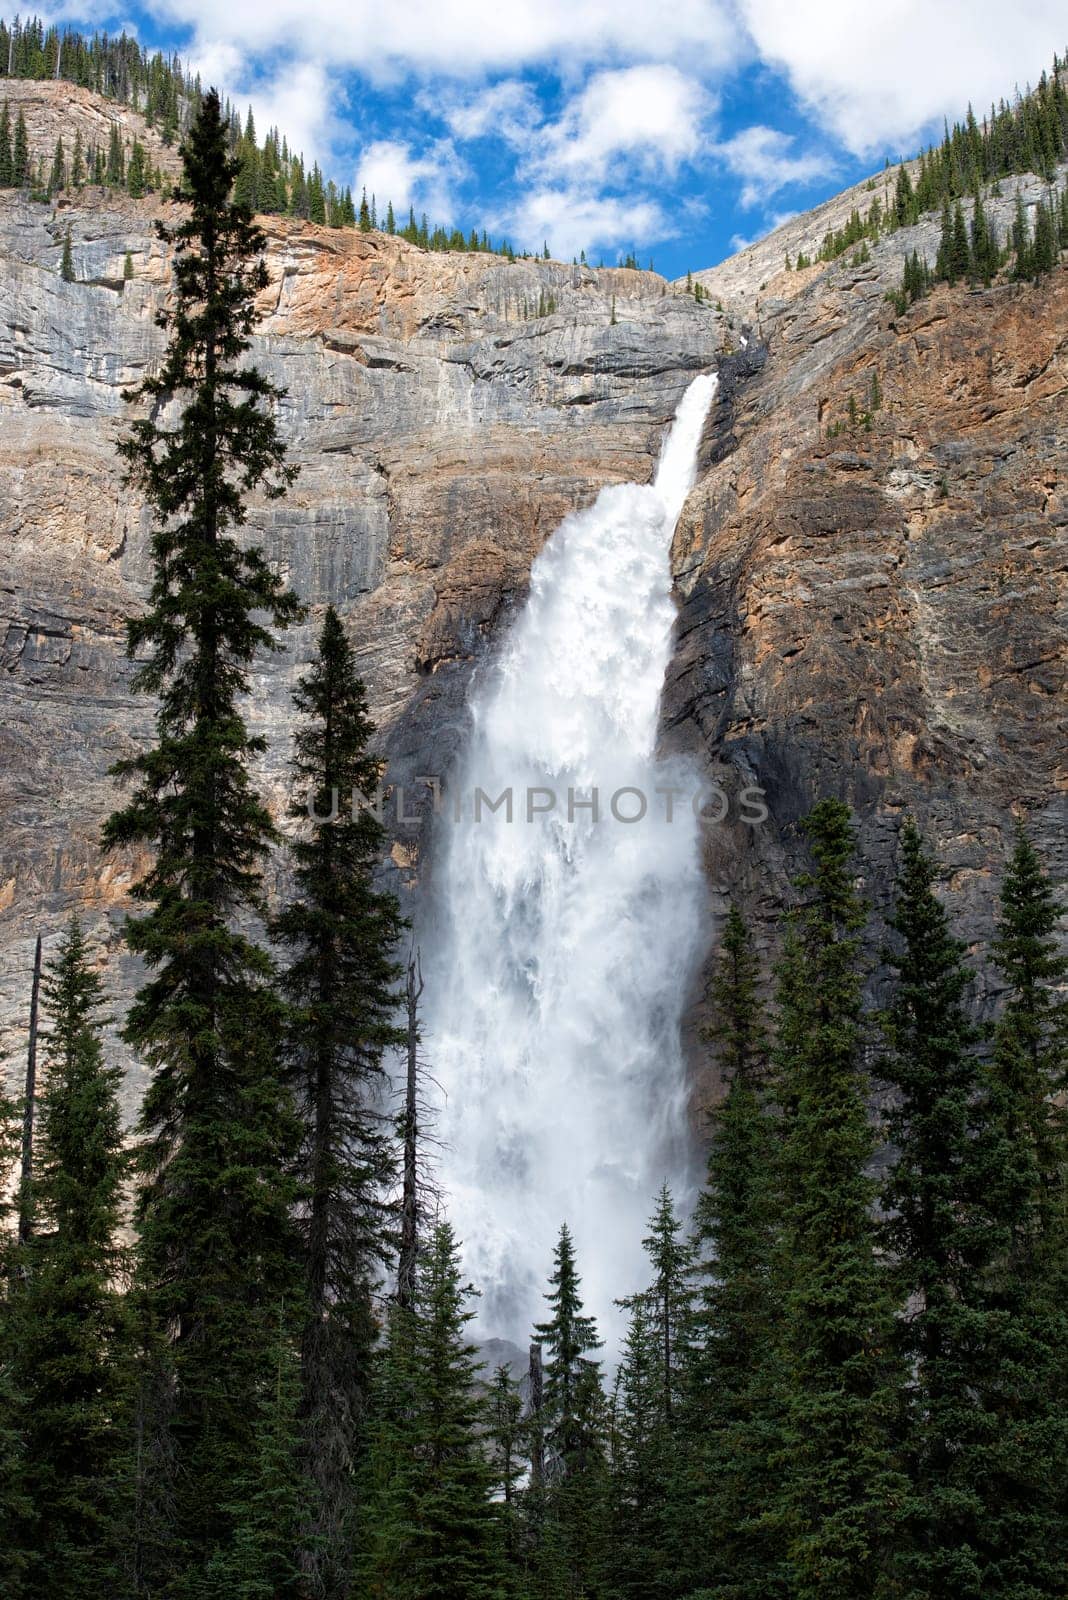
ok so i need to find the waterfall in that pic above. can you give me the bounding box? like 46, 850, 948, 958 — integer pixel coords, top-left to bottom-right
426, 374, 718, 1349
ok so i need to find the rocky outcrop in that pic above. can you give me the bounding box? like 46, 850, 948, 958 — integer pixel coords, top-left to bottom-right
1, 83, 1065, 1108
672, 193, 1067, 1062
0, 170, 722, 1087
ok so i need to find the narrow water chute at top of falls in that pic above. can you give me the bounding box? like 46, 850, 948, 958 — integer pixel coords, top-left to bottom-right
426, 373, 719, 1351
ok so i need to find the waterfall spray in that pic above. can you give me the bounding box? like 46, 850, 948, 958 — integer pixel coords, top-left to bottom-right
427, 374, 718, 1349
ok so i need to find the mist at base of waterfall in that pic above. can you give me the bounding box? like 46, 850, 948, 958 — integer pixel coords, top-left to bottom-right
425, 374, 718, 1353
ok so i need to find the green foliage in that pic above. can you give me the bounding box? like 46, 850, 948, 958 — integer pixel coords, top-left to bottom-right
271, 605, 405, 1593
533, 1224, 610, 1596
7, 919, 130, 1599
122, 249, 133, 280
205, 1309, 306, 1600
485, 1364, 525, 1575
767, 801, 904, 1600
887, 248, 932, 315
12, 106, 26, 184
47, 133, 64, 194
126, 135, 147, 197
955, 825, 1068, 1595
970, 194, 999, 283
678, 906, 786, 1600
358, 1223, 508, 1599
878, 820, 995, 1594
0, 100, 11, 185
60, 223, 74, 282
101, 89, 305, 1584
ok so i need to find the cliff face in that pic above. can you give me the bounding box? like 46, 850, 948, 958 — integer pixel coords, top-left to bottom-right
1, 84, 1065, 1100
0, 123, 723, 1082
672, 178, 1067, 1067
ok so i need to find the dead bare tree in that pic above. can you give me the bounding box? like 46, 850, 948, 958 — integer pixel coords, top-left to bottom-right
397, 948, 424, 1310
18, 933, 42, 1246
527, 1341, 545, 1490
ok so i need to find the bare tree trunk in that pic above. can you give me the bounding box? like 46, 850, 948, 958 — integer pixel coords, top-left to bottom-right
18, 933, 42, 1245
397, 949, 423, 1310
54, 34, 62, 80
528, 1341, 545, 1489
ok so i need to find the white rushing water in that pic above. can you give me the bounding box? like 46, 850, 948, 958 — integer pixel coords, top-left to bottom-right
427, 374, 718, 1349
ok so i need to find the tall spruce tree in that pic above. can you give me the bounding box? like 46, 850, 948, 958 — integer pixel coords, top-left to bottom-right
768, 801, 903, 1600
205, 1307, 305, 1600
10, 919, 129, 1599
640, 1182, 693, 1425
0, 102, 12, 187
878, 819, 993, 1596
533, 1224, 609, 1598
608, 1187, 693, 1600
101, 87, 304, 1584
680, 904, 786, 1600
47, 135, 65, 194
12, 109, 28, 187
358, 1222, 507, 1600
607, 1295, 666, 1600
485, 1363, 525, 1583
271, 605, 405, 1596
962, 824, 1068, 1596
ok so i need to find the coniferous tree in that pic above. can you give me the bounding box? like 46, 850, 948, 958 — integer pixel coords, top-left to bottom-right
640, 1183, 693, 1425
358, 1222, 507, 1599
768, 801, 903, 1600
991, 824, 1068, 1193
60, 224, 74, 282
358, 186, 371, 231
12, 108, 27, 187
71, 128, 84, 188
272, 605, 405, 1596
126, 137, 147, 198
205, 1307, 305, 1600
607, 1295, 666, 1600
0, 101, 12, 186
47, 135, 65, 194
101, 87, 304, 1582
10, 919, 129, 1599
486, 1363, 525, 1584
680, 905, 785, 1600
533, 1224, 609, 1597
608, 1187, 693, 1600
970, 194, 998, 284
959, 824, 1068, 1596
950, 198, 970, 280
308, 163, 326, 225
106, 122, 123, 187
1031, 198, 1057, 274
878, 819, 993, 1595
893, 161, 914, 226
1011, 193, 1031, 278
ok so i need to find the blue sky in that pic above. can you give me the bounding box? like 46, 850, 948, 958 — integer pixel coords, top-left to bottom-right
40, 0, 1068, 275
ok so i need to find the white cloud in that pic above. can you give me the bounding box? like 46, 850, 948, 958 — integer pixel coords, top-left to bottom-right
147, 0, 742, 80
500, 186, 668, 261
436, 79, 543, 147
715, 124, 834, 208
242, 62, 346, 165
354, 139, 465, 218
738, 0, 1065, 153
532, 65, 712, 186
